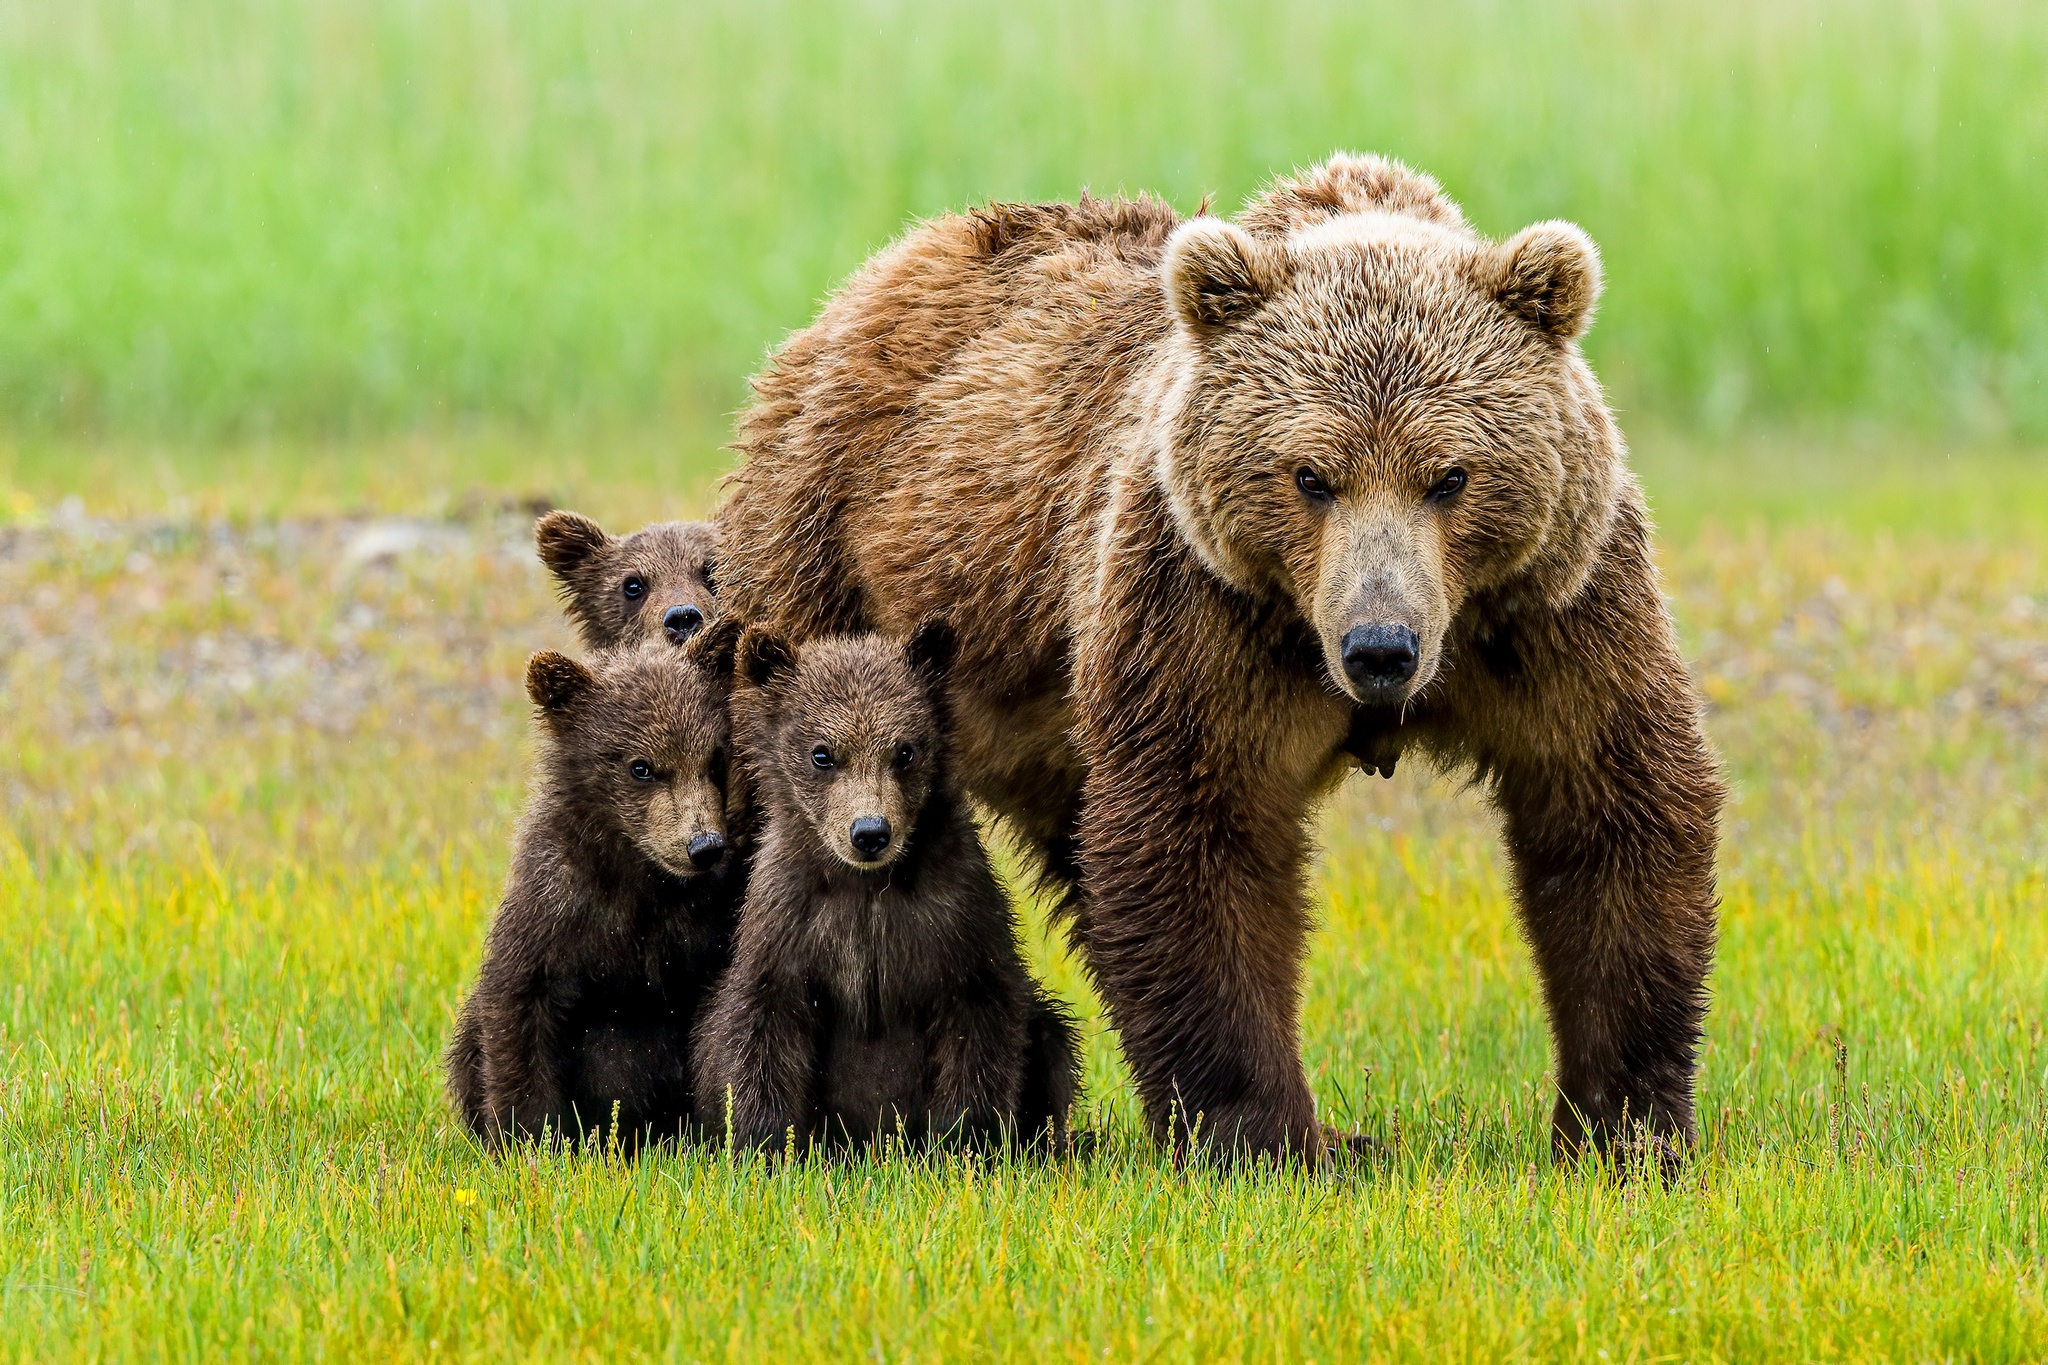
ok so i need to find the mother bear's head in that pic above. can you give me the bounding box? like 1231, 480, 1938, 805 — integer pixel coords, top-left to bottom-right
1149, 153, 1629, 708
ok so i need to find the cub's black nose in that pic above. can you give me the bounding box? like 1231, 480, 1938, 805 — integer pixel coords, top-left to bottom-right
663, 604, 705, 645
686, 831, 726, 869
849, 816, 892, 859
1342, 623, 1420, 687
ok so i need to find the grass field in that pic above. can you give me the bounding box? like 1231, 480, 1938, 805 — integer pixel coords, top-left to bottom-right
2, 441, 2045, 1360
3, 0, 2047, 1357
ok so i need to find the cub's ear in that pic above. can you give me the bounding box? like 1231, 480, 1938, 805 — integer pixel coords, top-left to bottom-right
534, 511, 612, 581
690, 520, 721, 585
739, 629, 796, 689
1483, 221, 1603, 342
686, 614, 743, 677
525, 650, 595, 716
1162, 217, 1286, 332
904, 615, 956, 682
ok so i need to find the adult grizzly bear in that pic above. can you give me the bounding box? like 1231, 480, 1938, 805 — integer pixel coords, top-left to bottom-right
715, 153, 1722, 1165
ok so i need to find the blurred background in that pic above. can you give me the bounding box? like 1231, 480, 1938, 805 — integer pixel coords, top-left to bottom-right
0, 0, 2042, 515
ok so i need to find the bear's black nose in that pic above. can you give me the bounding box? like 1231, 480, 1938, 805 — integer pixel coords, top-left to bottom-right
686, 831, 726, 869
664, 604, 706, 645
849, 816, 892, 859
1342, 624, 1420, 687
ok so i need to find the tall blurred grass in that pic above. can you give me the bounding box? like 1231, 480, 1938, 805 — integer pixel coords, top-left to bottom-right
0, 0, 2043, 440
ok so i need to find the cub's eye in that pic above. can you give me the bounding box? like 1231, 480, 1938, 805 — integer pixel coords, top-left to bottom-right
629, 760, 653, 781
622, 575, 646, 600
1427, 468, 1468, 501
893, 743, 916, 770
810, 745, 834, 770
1295, 468, 1333, 502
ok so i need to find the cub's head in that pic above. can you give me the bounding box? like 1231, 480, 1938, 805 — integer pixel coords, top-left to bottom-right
525, 620, 741, 878
1153, 152, 1626, 709
534, 512, 720, 652
738, 620, 954, 873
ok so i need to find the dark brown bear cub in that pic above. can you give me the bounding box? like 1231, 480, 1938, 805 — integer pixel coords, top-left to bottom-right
535, 510, 719, 650
446, 624, 743, 1150
693, 622, 1081, 1151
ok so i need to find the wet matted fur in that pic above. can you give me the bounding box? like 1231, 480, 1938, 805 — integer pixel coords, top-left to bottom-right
714, 153, 1723, 1167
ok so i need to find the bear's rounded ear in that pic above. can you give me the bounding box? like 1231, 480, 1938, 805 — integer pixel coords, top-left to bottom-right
1163, 217, 1286, 333
1484, 221, 1603, 342
904, 615, 956, 682
740, 629, 796, 689
525, 650, 595, 716
686, 614, 743, 677
534, 511, 612, 581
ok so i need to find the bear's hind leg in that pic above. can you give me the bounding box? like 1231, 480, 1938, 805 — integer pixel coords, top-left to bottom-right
445, 1000, 487, 1136
1017, 990, 1082, 1146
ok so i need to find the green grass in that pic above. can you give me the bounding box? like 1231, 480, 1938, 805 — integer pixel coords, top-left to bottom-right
1, 0, 2045, 440
2, 447, 2045, 1359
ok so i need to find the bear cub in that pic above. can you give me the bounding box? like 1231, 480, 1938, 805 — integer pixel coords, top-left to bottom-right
694, 621, 1081, 1151
447, 622, 744, 1149
535, 510, 720, 650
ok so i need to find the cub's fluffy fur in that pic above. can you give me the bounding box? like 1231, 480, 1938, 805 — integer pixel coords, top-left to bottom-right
693, 622, 1080, 1150
447, 625, 743, 1148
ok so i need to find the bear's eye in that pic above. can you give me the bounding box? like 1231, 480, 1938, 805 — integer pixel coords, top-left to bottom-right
811, 745, 834, 770
708, 747, 728, 788
893, 743, 916, 770
1295, 467, 1333, 502
1427, 468, 1468, 501
629, 760, 654, 781
622, 575, 646, 600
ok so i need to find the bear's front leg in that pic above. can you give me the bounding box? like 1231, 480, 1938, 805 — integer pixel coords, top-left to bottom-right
1494, 720, 1720, 1168
471, 966, 576, 1147
692, 965, 818, 1152
926, 985, 1029, 1145
1459, 572, 1723, 1171
1073, 750, 1322, 1163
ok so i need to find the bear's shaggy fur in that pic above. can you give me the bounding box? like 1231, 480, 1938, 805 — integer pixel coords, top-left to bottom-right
447, 624, 744, 1149
692, 622, 1081, 1151
714, 153, 1723, 1165
535, 511, 720, 650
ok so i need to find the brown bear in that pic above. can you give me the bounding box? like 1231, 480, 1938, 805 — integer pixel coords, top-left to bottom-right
713, 153, 1723, 1167
535, 511, 720, 650
692, 621, 1081, 1151
446, 624, 744, 1149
